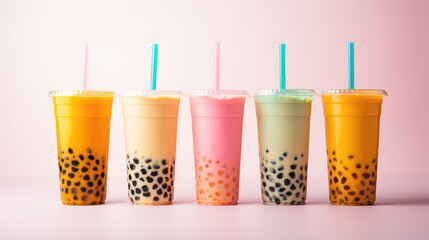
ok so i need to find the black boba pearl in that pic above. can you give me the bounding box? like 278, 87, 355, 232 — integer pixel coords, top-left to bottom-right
284, 179, 291, 185
162, 168, 168, 174
139, 178, 145, 182
145, 159, 152, 163
333, 177, 338, 183
62, 170, 66, 175
87, 181, 94, 187
263, 168, 268, 173
95, 160, 99, 165
133, 158, 139, 164
65, 188, 69, 193
290, 184, 296, 190
101, 172, 105, 178
131, 189, 135, 195
283, 152, 288, 157
135, 188, 141, 194
356, 164, 361, 169
157, 177, 163, 184
157, 189, 163, 195
362, 173, 370, 179
93, 167, 98, 171
88, 189, 94, 194
290, 200, 296, 205
341, 177, 347, 184
289, 172, 296, 179
132, 181, 137, 186
73, 195, 78, 200
130, 164, 136, 170
269, 187, 275, 192
170, 166, 174, 172
152, 184, 158, 190
265, 191, 270, 197
142, 185, 149, 192
299, 182, 303, 188
300, 166, 303, 171
167, 186, 171, 192
101, 187, 105, 192
68, 148, 73, 154
83, 175, 90, 180
151, 171, 158, 177
71, 167, 79, 173
81, 196, 87, 201
262, 182, 266, 187
277, 173, 283, 179
162, 183, 167, 189
332, 151, 336, 155
266, 149, 269, 153
344, 185, 351, 190
274, 198, 281, 204
299, 174, 304, 180
290, 164, 297, 170
164, 192, 168, 198
97, 180, 102, 186
278, 165, 284, 171
271, 160, 276, 165
279, 157, 283, 161
148, 166, 152, 170
301, 153, 304, 157
279, 188, 286, 192
295, 192, 300, 198
305, 164, 308, 171
86, 148, 92, 153
128, 174, 132, 180
81, 187, 87, 192
153, 164, 160, 170
365, 165, 369, 169
68, 173, 75, 179
270, 168, 276, 174
62, 179, 65, 184
66, 180, 71, 186
82, 167, 88, 173
59, 165, 62, 172
162, 159, 167, 165
74, 181, 80, 187
95, 191, 100, 197
72, 160, 79, 166
88, 155, 94, 160
64, 163, 70, 168
143, 192, 151, 197
141, 169, 147, 175
294, 156, 298, 160
90, 202, 97, 205
147, 177, 154, 183
79, 155, 84, 161
135, 196, 140, 201
154, 197, 159, 201
134, 173, 140, 178
286, 191, 292, 196
275, 182, 281, 188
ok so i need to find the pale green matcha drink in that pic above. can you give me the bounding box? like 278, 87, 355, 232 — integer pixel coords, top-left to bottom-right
254, 89, 314, 205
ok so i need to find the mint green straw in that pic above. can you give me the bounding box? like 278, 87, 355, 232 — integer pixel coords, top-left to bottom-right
150, 43, 158, 90
348, 42, 355, 89
279, 43, 286, 89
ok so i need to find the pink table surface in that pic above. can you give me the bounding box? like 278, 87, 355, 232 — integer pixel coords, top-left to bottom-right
1, 175, 428, 240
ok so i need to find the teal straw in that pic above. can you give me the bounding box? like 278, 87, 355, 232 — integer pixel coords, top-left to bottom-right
150, 43, 158, 90
348, 42, 355, 89
279, 43, 286, 89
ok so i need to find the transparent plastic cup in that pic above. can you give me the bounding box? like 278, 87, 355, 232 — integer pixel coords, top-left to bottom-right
119, 90, 182, 205
189, 90, 247, 205
321, 89, 388, 206
253, 89, 314, 205
49, 90, 114, 205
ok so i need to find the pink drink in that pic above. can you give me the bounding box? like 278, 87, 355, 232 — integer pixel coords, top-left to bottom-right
190, 90, 247, 205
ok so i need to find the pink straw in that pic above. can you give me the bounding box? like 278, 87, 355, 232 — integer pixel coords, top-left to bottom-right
81, 42, 88, 91
213, 41, 220, 90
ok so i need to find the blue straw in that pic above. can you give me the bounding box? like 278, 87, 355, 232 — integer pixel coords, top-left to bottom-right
348, 42, 355, 89
279, 43, 286, 89
150, 43, 158, 90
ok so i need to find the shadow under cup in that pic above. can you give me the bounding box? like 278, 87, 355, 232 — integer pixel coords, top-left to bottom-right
190, 90, 247, 206
322, 89, 387, 206
50, 90, 114, 206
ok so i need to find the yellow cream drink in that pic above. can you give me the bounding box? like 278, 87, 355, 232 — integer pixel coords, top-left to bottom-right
50, 90, 114, 205
254, 89, 314, 205
120, 91, 181, 205
322, 89, 387, 206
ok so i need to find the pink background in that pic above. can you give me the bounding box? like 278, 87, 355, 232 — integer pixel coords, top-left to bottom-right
1, 0, 427, 179
0, 0, 428, 238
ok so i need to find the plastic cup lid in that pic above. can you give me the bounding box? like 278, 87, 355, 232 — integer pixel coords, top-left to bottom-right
117, 90, 183, 97
48, 90, 114, 97
321, 89, 388, 96
189, 90, 248, 96
252, 89, 315, 96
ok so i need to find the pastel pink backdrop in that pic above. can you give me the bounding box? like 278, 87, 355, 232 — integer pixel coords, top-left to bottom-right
0, 0, 428, 181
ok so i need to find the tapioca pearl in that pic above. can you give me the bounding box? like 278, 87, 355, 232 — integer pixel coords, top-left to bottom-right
97, 180, 102, 186
68, 148, 73, 154
341, 177, 347, 184
332, 165, 336, 171
263, 168, 268, 173
352, 173, 358, 179
356, 164, 361, 169
290, 164, 297, 170
80, 187, 87, 192
331, 190, 336, 195
286, 191, 292, 196
131, 180, 138, 187
284, 179, 291, 186
362, 173, 370, 179
338, 171, 343, 176
67, 172, 75, 178
372, 158, 376, 164
302, 186, 306, 192
275, 182, 281, 188
71, 167, 79, 173
87, 181, 94, 187
270, 160, 276, 165
344, 196, 349, 201
143, 192, 151, 197
88, 189, 94, 194
289, 172, 295, 179
170, 166, 174, 172
290, 184, 296, 190
146, 177, 154, 183
268, 186, 275, 192
333, 177, 338, 183
348, 191, 356, 196
344, 185, 351, 190
365, 165, 369, 169
129, 164, 136, 170
74, 181, 81, 187
336, 188, 343, 195
64, 163, 70, 168
299, 182, 304, 188
354, 197, 361, 202
371, 171, 375, 177
300, 166, 303, 171
141, 169, 147, 175
329, 179, 333, 185
167, 186, 172, 192
88, 155, 94, 160
299, 174, 304, 181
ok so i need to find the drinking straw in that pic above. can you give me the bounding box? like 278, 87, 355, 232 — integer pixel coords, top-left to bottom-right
81, 42, 88, 91
150, 43, 158, 91
348, 42, 355, 89
213, 41, 220, 90
279, 43, 286, 89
